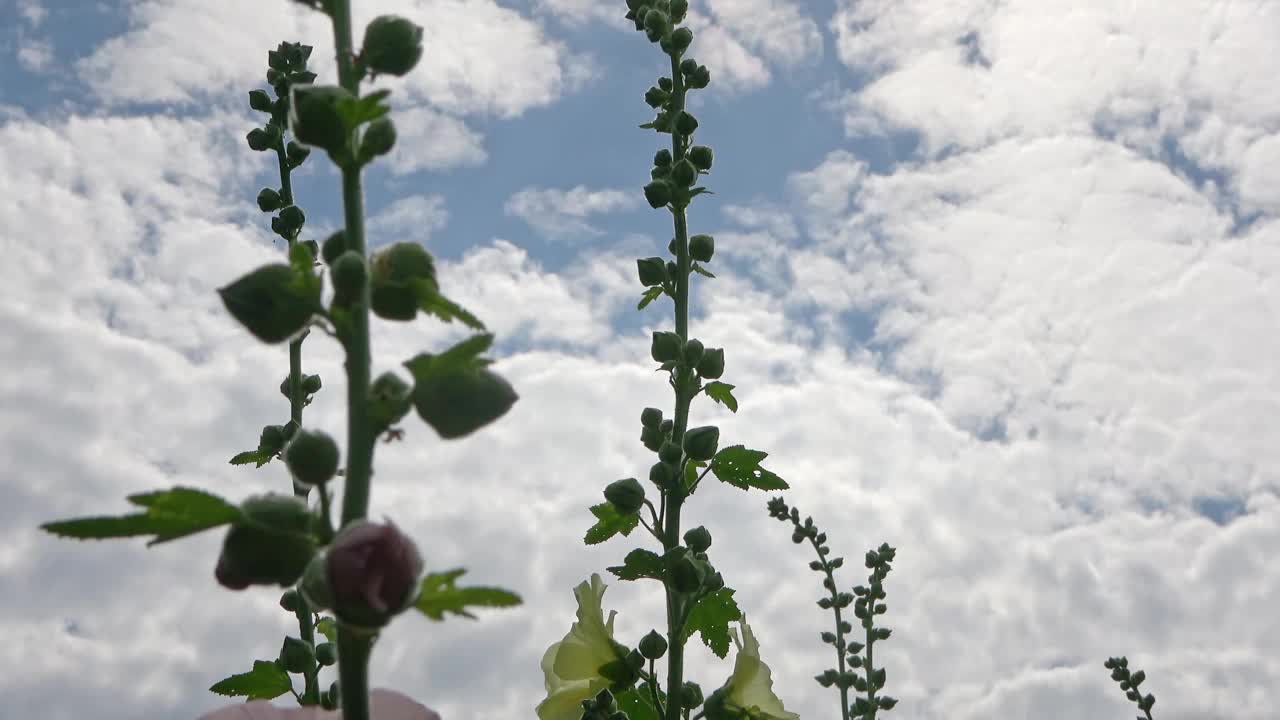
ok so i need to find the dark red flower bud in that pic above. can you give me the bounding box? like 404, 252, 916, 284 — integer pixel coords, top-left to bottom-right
326, 519, 424, 628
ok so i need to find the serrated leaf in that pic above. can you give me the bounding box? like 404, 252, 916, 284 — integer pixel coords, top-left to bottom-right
336, 89, 392, 128
413, 567, 523, 621
584, 502, 640, 545
709, 445, 789, 492
403, 333, 495, 381
208, 660, 292, 700
682, 588, 741, 658
41, 487, 241, 546
616, 687, 663, 720
703, 381, 738, 413
316, 616, 337, 643
413, 280, 486, 331
230, 449, 272, 467
638, 286, 663, 311
607, 548, 664, 581
691, 263, 716, 279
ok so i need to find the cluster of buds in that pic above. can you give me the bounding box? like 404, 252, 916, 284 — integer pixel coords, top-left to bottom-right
246, 42, 316, 245
1104, 656, 1156, 716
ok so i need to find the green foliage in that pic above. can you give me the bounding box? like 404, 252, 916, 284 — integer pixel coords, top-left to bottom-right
608, 548, 665, 581
584, 502, 641, 545
702, 381, 737, 413
710, 445, 789, 491
208, 660, 293, 700
681, 588, 741, 658
40, 487, 240, 546
217, 263, 321, 344
413, 568, 523, 621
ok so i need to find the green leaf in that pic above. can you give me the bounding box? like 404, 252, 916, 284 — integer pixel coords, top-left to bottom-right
616, 686, 663, 720
584, 502, 640, 545
316, 616, 338, 643
218, 263, 321, 344
638, 286, 663, 311
607, 548, 664, 582
413, 280, 486, 331
41, 487, 241, 546
691, 263, 716, 279
413, 568, 523, 621
208, 660, 292, 700
683, 460, 704, 494
709, 445, 789, 492
336, 89, 392, 128
403, 333, 494, 381
230, 449, 272, 467
682, 588, 741, 658
703, 381, 738, 413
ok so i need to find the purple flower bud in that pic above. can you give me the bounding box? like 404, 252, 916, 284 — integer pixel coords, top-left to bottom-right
327, 519, 424, 627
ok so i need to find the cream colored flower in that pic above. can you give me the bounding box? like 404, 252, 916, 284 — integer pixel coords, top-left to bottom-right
715, 614, 800, 720
536, 574, 624, 720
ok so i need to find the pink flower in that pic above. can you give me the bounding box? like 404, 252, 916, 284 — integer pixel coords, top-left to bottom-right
198, 688, 440, 720
327, 519, 424, 624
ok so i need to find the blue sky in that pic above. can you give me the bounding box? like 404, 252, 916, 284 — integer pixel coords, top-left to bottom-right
2, 1, 1278, 719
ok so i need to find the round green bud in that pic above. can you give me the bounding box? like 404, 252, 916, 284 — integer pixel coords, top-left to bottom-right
284, 428, 340, 487
637, 256, 668, 287
260, 424, 286, 453
361, 15, 425, 76
641, 425, 664, 452
359, 117, 397, 164
669, 0, 689, 23
688, 145, 713, 171
651, 165, 671, 181
683, 525, 712, 553
668, 236, 679, 254
280, 376, 293, 398
666, 552, 704, 593
682, 426, 719, 461
413, 366, 518, 439
368, 371, 414, 434
649, 461, 674, 490
324, 681, 341, 710
658, 441, 682, 465
650, 331, 683, 363
696, 347, 725, 379
256, 187, 282, 212
278, 205, 305, 233
289, 84, 354, 154
679, 682, 704, 709
641, 407, 663, 428
603, 477, 645, 515
680, 58, 698, 76
644, 180, 672, 209
371, 284, 419, 321
286, 140, 311, 168
689, 234, 714, 262
644, 86, 669, 109
372, 242, 437, 287
330, 250, 368, 306
315, 642, 337, 666
279, 588, 301, 613
671, 158, 697, 187
689, 65, 711, 89
659, 418, 674, 435
246, 127, 274, 152
670, 27, 693, 53
279, 636, 314, 674
321, 230, 348, 265
249, 89, 274, 113
638, 630, 668, 660
676, 111, 699, 135
302, 374, 322, 394
683, 338, 704, 364
644, 8, 669, 35
215, 497, 316, 590
658, 76, 673, 92
653, 148, 673, 167
266, 68, 282, 85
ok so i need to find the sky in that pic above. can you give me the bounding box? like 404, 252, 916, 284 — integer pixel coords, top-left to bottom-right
1, 0, 1278, 719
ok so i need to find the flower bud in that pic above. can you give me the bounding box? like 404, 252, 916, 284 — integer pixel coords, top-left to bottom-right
315, 642, 337, 666
370, 242, 438, 321
637, 256, 668, 287
644, 180, 672, 209
688, 145, 713, 171
650, 331, 682, 363
246, 127, 275, 152
669, 0, 689, 23
653, 148, 673, 167
641, 407, 663, 428
658, 441, 682, 465
644, 86, 669, 109
668, 236, 678, 254
286, 140, 311, 168
323, 681, 340, 710
641, 426, 663, 452
359, 117, 397, 164
658, 77, 673, 92
651, 165, 670, 181
256, 188, 282, 212
670, 158, 697, 186
284, 428, 340, 487
327, 519, 424, 628
260, 424, 286, 454
412, 366, 518, 439
299, 552, 333, 610
683, 525, 712, 553
704, 570, 724, 592
638, 630, 668, 660
603, 477, 645, 514
330, 251, 367, 305
278, 205, 305, 234
666, 550, 704, 593
302, 374, 322, 394
279, 588, 301, 612
321, 231, 348, 265
659, 418, 674, 435
676, 111, 698, 135
666, 260, 678, 279
689, 234, 714, 262
682, 425, 719, 461
361, 15, 424, 77
280, 376, 293, 398
679, 682, 703, 709
643, 8, 669, 35
289, 85, 354, 154
368, 371, 413, 434
215, 495, 317, 590
696, 347, 725, 379
688, 65, 710, 89
649, 461, 675, 490
279, 636, 314, 674
249, 89, 274, 113
670, 27, 693, 53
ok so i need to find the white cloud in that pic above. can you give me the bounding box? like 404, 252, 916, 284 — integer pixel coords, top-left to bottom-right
16, 37, 53, 72
367, 193, 449, 245
503, 185, 638, 242
386, 105, 488, 173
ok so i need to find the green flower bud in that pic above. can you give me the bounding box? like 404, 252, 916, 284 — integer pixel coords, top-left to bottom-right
249, 89, 274, 113
641, 425, 664, 452
644, 180, 672, 209
651, 165, 671, 181
368, 371, 414, 434
280, 376, 293, 398
637, 256, 668, 287
331, 251, 368, 304
361, 15, 425, 77
683, 525, 712, 553
284, 428, 340, 487
669, 0, 689, 23
644, 8, 669, 35
302, 374, 322, 394
289, 85, 354, 154
286, 140, 311, 168
666, 551, 704, 593
323, 681, 340, 710
680, 58, 698, 76
689, 234, 714, 262
259, 424, 286, 454
658, 441, 682, 465
676, 110, 698, 135
413, 366, 518, 439
359, 117, 397, 164
683, 425, 719, 461
659, 418, 674, 436
670, 27, 693, 53
649, 461, 674, 490
215, 495, 317, 590
651, 331, 682, 363
256, 188, 282, 212
688, 145, 713, 171
641, 407, 663, 428
679, 682, 704, 709
638, 630, 668, 660
653, 148, 673, 167
266, 68, 282, 85
670, 158, 696, 186
688, 65, 710, 89
372, 241, 437, 287
279, 588, 301, 612
246, 127, 275, 152
644, 86, 669, 108
298, 552, 333, 610
604, 477, 645, 515
658, 77, 673, 92
315, 642, 337, 666
321, 231, 348, 265
696, 347, 725, 379
668, 236, 679, 254
279, 636, 314, 674
278, 205, 305, 234
666, 260, 678, 279
268, 48, 289, 71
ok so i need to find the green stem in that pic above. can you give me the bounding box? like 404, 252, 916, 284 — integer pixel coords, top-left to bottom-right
807, 534, 850, 720
663, 51, 693, 720
327, 2, 374, 720
864, 621, 877, 720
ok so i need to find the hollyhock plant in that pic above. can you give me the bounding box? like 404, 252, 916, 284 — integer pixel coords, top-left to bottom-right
704, 616, 798, 720
537, 574, 630, 720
